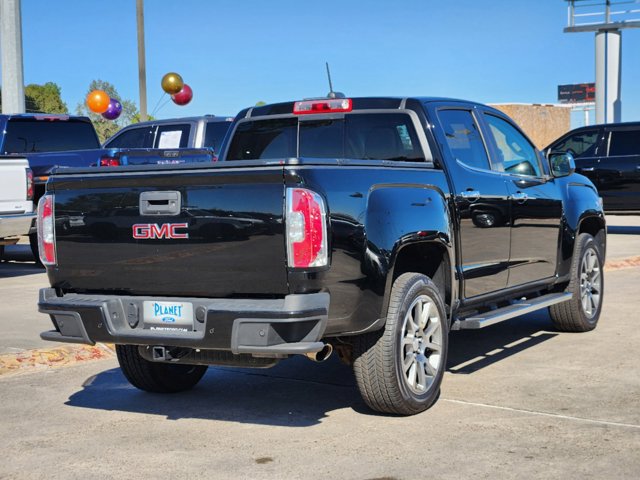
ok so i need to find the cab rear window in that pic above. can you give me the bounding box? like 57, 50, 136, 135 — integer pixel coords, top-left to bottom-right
226, 113, 424, 162
3, 118, 100, 153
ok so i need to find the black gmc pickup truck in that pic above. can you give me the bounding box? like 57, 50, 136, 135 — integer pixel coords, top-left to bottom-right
37, 97, 606, 415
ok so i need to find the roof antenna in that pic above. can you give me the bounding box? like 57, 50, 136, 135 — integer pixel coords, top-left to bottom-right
326, 62, 345, 99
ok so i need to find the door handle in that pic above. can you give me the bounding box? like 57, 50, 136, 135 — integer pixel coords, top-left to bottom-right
459, 190, 480, 202
581, 167, 595, 172
511, 192, 528, 203
139, 191, 182, 216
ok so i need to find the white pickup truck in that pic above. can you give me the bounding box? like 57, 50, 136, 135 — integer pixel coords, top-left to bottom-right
0, 157, 35, 258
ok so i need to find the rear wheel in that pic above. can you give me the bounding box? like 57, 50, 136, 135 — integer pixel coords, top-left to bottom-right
549, 232, 604, 332
116, 345, 208, 393
353, 273, 448, 415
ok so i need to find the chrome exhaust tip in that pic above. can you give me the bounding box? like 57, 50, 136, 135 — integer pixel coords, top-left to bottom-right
305, 343, 333, 362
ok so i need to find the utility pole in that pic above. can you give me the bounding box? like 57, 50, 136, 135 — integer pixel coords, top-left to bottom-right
1, 0, 26, 114
136, 0, 148, 121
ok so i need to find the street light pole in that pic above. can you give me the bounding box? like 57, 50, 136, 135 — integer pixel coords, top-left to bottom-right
136, 0, 148, 122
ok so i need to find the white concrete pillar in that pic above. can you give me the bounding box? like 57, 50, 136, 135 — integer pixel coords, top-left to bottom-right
595, 29, 621, 124
0, 0, 26, 114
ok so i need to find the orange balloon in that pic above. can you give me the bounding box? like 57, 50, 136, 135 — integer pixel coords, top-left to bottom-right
86, 90, 110, 114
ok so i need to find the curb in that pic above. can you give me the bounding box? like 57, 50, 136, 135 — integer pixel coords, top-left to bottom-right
0, 343, 115, 378
605, 256, 640, 271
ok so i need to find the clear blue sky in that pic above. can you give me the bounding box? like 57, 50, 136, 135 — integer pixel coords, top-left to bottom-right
16, 0, 640, 125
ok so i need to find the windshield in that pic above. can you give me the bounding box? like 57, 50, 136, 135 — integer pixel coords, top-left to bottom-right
226, 113, 425, 162
3, 118, 100, 153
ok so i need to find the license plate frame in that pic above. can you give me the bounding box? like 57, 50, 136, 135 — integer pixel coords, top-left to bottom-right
143, 301, 194, 331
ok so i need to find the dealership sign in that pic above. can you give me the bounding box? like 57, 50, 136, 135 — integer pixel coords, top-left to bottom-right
558, 83, 595, 103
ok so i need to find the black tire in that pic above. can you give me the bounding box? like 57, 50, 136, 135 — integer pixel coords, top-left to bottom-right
352, 273, 449, 415
549, 232, 604, 332
29, 232, 41, 264
116, 345, 208, 393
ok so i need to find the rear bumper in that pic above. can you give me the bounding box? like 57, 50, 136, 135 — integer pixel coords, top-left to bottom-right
0, 212, 35, 239
38, 288, 330, 355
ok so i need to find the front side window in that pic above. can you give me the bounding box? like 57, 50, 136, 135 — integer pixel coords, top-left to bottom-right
484, 114, 542, 177
608, 130, 639, 157
552, 129, 600, 158
104, 127, 149, 148
226, 113, 425, 162
437, 109, 490, 170
154, 124, 190, 148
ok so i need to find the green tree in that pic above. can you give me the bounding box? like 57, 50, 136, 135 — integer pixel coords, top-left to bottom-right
255, 101, 266, 106
25, 82, 68, 113
76, 79, 139, 143
0, 82, 68, 113
130, 112, 155, 124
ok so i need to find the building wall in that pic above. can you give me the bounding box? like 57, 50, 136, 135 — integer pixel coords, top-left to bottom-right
489, 104, 570, 149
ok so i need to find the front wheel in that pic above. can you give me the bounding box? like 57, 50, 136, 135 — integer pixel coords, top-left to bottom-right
116, 345, 208, 393
549, 232, 604, 332
353, 273, 448, 415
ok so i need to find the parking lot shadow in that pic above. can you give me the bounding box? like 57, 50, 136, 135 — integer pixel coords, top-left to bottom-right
66, 356, 363, 427
0, 245, 43, 278
66, 312, 559, 424
447, 309, 558, 374
0, 260, 44, 278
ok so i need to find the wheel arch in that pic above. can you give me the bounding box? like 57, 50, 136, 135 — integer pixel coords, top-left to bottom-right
578, 214, 606, 257
383, 240, 454, 324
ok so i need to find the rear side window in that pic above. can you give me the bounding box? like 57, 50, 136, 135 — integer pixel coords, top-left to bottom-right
155, 124, 190, 148
226, 113, 424, 161
3, 119, 100, 153
104, 127, 150, 148
437, 109, 490, 170
608, 130, 639, 156
552, 129, 600, 158
204, 122, 232, 151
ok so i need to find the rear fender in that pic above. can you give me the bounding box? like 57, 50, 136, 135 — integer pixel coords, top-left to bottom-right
364, 184, 455, 323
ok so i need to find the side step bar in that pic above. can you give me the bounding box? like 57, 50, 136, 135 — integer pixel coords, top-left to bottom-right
451, 292, 572, 330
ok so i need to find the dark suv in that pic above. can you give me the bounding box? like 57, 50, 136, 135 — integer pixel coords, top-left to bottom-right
546, 122, 640, 212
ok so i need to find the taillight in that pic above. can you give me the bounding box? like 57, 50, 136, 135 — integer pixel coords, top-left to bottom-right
293, 98, 352, 115
37, 195, 56, 266
100, 156, 120, 167
286, 188, 328, 268
26, 168, 34, 200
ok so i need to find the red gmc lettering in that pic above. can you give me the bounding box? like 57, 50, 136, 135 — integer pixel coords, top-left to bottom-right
132, 223, 189, 239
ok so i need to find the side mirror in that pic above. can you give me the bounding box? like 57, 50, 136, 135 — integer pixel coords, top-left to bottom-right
548, 151, 576, 177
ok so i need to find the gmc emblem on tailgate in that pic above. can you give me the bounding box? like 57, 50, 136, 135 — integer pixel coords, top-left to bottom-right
132, 223, 189, 239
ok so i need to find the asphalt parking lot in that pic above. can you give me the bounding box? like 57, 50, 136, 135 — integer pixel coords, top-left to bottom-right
0, 217, 639, 479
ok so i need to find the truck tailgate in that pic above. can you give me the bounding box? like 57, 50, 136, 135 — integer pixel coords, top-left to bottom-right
48, 165, 288, 297
0, 157, 31, 211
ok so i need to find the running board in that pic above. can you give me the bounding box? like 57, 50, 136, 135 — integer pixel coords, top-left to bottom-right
452, 292, 572, 330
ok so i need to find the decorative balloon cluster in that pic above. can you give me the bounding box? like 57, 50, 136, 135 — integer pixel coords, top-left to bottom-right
161, 72, 193, 106
85, 72, 192, 121
86, 90, 122, 120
